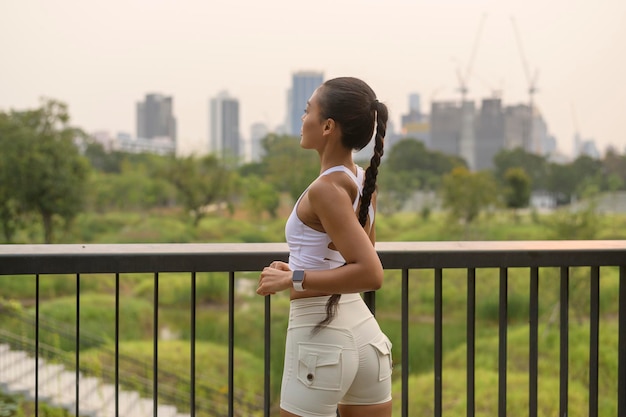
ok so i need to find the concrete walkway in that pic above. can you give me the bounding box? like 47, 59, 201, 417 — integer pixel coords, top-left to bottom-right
0, 343, 189, 417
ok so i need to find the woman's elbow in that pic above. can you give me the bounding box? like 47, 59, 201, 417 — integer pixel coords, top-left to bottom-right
369, 266, 384, 291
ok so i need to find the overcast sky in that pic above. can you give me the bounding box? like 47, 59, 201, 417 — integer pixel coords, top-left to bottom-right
1, 0, 625, 157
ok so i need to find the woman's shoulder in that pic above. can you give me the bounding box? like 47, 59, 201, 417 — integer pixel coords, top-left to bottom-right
309, 172, 358, 207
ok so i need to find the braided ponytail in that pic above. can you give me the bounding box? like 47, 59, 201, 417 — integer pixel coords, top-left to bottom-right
312, 79, 387, 333
358, 100, 387, 227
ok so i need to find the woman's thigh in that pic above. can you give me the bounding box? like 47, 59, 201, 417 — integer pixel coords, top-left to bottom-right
338, 400, 392, 417
280, 325, 359, 417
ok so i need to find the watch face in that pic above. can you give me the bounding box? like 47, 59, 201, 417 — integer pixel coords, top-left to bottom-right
293, 270, 305, 291
293, 270, 304, 282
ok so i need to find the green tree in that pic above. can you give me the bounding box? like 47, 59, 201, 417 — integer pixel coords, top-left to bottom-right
0, 113, 26, 242
83, 140, 124, 173
241, 176, 280, 220
260, 134, 318, 201
164, 155, 232, 226
503, 167, 532, 211
493, 147, 549, 190
571, 155, 604, 195
384, 138, 466, 188
602, 149, 626, 191
440, 167, 499, 225
379, 138, 465, 214
545, 155, 603, 204
3, 99, 90, 243
88, 161, 175, 212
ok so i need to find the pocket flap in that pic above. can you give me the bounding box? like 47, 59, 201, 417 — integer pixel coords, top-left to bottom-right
298, 343, 342, 367
370, 336, 392, 355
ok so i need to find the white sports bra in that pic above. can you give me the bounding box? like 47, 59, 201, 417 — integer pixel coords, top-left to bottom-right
286, 165, 375, 271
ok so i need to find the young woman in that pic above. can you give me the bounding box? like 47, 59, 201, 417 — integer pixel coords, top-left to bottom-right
256, 77, 392, 417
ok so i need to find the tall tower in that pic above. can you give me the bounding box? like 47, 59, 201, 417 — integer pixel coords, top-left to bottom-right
210, 91, 240, 161
430, 101, 463, 159
288, 71, 324, 136
250, 122, 269, 163
409, 93, 421, 114
136, 93, 177, 142
474, 98, 505, 171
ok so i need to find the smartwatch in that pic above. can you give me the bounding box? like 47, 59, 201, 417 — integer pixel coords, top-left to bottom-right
292, 270, 305, 291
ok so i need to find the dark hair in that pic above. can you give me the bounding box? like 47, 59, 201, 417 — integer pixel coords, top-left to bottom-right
314, 77, 387, 331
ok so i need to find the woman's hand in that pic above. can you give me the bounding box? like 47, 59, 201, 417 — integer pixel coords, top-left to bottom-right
256, 261, 292, 296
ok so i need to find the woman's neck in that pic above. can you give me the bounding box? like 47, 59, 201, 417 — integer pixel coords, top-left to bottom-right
319, 153, 354, 174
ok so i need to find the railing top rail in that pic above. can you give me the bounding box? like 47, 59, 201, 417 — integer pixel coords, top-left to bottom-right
1, 240, 625, 275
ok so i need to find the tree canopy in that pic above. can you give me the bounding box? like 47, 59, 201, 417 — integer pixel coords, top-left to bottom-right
0, 99, 90, 243
440, 167, 499, 225
163, 154, 233, 226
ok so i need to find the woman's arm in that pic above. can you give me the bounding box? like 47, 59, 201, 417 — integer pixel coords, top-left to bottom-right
256, 176, 382, 296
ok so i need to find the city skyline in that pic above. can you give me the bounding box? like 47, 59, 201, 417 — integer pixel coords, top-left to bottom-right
1, 0, 625, 158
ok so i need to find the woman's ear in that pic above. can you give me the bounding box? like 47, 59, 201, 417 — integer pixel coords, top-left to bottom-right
323, 118, 336, 135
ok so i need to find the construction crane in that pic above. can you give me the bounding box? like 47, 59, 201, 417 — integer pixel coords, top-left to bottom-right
511, 16, 540, 152
571, 102, 581, 157
473, 72, 504, 99
456, 13, 487, 104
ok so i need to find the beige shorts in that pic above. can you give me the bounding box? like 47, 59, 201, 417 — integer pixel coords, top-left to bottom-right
280, 293, 393, 417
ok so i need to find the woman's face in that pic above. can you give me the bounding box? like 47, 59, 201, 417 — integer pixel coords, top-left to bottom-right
300, 88, 326, 150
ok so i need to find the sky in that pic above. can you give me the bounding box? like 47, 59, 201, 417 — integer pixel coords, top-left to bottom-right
1, 0, 625, 158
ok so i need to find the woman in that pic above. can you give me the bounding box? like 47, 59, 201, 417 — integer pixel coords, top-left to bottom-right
256, 77, 392, 417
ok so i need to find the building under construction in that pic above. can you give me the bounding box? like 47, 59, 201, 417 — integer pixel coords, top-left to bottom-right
425, 98, 555, 171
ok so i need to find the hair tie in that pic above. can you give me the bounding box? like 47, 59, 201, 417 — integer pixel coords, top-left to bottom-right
370, 99, 379, 111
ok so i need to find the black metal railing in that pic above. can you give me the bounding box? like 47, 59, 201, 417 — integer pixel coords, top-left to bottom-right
1, 241, 625, 417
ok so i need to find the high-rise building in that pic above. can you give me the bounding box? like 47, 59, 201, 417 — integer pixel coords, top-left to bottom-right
288, 71, 324, 136
504, 104, 550, 155
408, 93, 421, 114
504, 104, 529, 151
250, 122, 269, 162
474, 98, 505, 170
401, 93, 430, 147
430, 99, 477, 169
430, 101, 461, 157
210, 91, 240, 161
136, 93, 177, 142
428, 97, 555, 170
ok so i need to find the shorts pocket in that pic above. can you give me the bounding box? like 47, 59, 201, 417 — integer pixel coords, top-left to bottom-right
370, 334, 393, 381
297, 342, 343, 391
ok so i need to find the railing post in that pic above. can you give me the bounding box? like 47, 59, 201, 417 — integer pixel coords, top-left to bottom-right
402, 268, 409, 417
529, 267, 539, 417
560, 267, 569, 417
467, 268, 475, 417
35, 274, 40, 417
153, 272, 159, 416
116, 273, 120, 417
619, 265, 625, 417
190, 272, 196, 417
498, 268, 508, 417
434, 268, 442, 417
589, 266, 600, 417
363, 291, 376, 315
76, 273, 80, 417
264, 295, 271, 417
228, 271, 235, 417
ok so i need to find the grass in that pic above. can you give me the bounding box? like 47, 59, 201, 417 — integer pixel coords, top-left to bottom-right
393, 322, 619, 416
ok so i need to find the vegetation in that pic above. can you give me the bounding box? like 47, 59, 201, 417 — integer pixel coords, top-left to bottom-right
0, 99, 89, 243
2, 210, 624, 416
0, 390, 71, 417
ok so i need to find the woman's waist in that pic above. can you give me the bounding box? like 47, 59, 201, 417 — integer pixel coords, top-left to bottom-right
287, 293, 372, 326
289, 292, 362, 307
